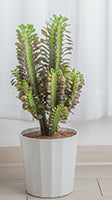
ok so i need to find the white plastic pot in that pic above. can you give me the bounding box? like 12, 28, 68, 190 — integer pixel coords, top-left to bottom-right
20, 127, 79, 198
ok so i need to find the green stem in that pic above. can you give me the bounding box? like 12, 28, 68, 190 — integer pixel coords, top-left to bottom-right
39, 110, 49, 136
24, 32, 36, 86
51, 105, 61, 134
56, 24, 62, 68
51, 71, 57, 108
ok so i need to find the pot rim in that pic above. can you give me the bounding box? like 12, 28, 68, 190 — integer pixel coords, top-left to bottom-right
20, 127, 79, 141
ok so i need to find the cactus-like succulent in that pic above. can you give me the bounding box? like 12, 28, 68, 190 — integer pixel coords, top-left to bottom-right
11, 14, 84, 136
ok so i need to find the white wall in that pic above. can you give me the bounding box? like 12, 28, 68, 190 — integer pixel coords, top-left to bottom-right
0, 117, 112, 147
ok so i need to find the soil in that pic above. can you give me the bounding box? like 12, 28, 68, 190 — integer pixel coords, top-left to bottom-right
24, 130, 76, 139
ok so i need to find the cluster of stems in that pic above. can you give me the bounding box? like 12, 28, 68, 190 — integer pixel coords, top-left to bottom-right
11, 15, 84, 136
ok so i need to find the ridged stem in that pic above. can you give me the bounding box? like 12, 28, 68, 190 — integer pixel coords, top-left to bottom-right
39, 111, 49, 136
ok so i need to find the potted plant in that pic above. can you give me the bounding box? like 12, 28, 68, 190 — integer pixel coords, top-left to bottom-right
11, 14, 84, 198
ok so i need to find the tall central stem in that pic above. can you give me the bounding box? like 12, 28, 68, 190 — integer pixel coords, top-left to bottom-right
39, 110, 49, 136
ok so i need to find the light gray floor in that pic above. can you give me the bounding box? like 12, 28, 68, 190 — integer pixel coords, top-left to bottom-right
1, 165, 112, 199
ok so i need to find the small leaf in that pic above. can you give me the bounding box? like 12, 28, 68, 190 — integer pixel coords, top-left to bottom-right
19, 24, 26, 32
41, 29, 48, 37
62, 17, 68, 23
